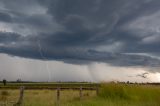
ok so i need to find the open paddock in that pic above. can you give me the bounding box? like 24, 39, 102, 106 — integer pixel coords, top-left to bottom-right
0, 83, 160, 106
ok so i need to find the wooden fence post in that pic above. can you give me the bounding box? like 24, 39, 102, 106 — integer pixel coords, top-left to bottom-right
57, 87, 60, 101
79, 86, 82, 100
96, 87, 99, 96
55, 87, 61, 106
14, 86, 25, 106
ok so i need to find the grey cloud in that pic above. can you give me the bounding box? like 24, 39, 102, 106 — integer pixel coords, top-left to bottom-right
0, 32, 160, 68
0, 0, 160, 68
0, 12, 12, 22
1, 0, 45, 15
0, 32, 20, 43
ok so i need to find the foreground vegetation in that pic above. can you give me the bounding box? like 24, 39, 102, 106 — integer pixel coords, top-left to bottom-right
0, 83, 160, 106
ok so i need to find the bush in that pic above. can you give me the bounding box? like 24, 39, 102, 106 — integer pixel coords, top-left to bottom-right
98, 83, 130, 99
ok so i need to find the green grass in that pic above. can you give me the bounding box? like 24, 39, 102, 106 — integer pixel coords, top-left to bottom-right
0, 83, 160, 106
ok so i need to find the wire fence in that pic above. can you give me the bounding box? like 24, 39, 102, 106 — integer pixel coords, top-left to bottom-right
0, 86, 99, 106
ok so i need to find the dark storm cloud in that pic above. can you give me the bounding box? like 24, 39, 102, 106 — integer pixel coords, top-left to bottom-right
0, 12, 12, 22
0, 32, 160, 67
0, 0, 160, 67
0, 32, 20, 43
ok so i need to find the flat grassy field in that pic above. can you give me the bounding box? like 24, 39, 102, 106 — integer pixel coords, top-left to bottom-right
0, 83, 160, 106
0, 82, 98, 89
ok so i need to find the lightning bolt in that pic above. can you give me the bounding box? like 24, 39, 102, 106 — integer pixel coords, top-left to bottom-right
37, 40, 51, 82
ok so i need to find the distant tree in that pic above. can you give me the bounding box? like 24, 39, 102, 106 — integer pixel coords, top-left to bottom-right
3, 79, 7, 86
17, 79, 22, 83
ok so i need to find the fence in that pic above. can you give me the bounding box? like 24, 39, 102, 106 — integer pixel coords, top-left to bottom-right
0, 86, 99, 106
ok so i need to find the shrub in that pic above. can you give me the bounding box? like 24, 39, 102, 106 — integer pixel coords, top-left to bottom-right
98, 83, 130, 99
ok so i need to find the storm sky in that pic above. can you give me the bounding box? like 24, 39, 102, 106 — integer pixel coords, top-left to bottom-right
0, 0, 160, 82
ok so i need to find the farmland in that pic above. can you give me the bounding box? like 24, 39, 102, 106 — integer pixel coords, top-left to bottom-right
0, 82, 160, 106
0, 82, 98, 89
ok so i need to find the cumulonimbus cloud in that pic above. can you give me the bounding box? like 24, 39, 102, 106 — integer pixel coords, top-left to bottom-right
0, 0, 160, 68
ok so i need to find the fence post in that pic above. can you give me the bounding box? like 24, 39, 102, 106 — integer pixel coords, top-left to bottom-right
55, 87, 60, 106
79, 86, 82, 100
57, 87, 60, 101
14, 86, 25, 106
96, 87, 99, 96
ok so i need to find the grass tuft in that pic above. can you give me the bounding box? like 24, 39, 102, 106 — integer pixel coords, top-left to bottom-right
1, 91, 9, 96
98, 83, 130, 99
0, 91, 9, 101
